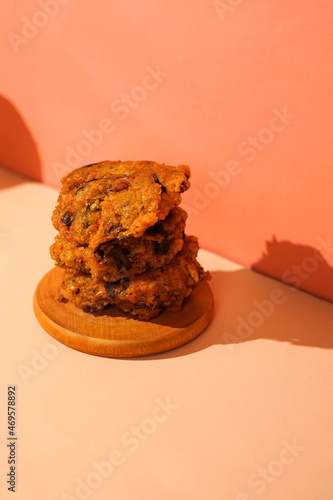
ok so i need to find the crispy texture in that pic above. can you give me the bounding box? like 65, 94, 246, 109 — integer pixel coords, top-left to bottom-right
52, 160, 190, 249
61, 237, 210, 320
50, 208, 187, 281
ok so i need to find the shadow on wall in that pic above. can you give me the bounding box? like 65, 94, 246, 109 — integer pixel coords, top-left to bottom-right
251, 236, 333, 303
0, 94, 42, 182
136, 239, 333, 360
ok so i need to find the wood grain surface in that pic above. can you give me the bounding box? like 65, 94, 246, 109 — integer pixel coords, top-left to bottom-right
33, 267, 214, 358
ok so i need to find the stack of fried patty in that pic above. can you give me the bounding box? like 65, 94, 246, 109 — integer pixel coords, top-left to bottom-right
50, 160, 210, 320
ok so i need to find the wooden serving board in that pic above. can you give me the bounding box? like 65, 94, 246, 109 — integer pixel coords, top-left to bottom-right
33, 267, 214, 358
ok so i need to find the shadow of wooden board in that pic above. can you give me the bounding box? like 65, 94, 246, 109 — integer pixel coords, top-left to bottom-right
33, 267, 214, 358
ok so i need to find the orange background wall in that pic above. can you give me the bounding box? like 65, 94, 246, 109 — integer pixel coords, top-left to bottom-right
1, 0, 332, 301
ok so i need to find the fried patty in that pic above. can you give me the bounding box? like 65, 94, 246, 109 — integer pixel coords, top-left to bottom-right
52, 160, 190, 249
50, 207, 187, 281
61, 236, 209, 320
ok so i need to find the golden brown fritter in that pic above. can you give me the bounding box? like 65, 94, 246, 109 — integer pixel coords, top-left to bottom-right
61, 237, 209, 320
50, 160, 211, 320
50, 208, 187, 281
52, 160, 190, 249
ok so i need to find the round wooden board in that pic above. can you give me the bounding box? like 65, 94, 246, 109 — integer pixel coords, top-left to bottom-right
33, 267, 214, 358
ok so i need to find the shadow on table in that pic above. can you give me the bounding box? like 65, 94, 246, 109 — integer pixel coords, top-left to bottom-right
142, 241, 333, 360
251, 235, 333, 304
0, 165, 30, 190
0, 94, 42, 188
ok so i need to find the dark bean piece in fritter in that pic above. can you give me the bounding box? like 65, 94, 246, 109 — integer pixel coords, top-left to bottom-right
61, 212, 74, 227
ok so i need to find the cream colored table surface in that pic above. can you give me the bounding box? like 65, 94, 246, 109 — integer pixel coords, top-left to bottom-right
1, 167, 332, 500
